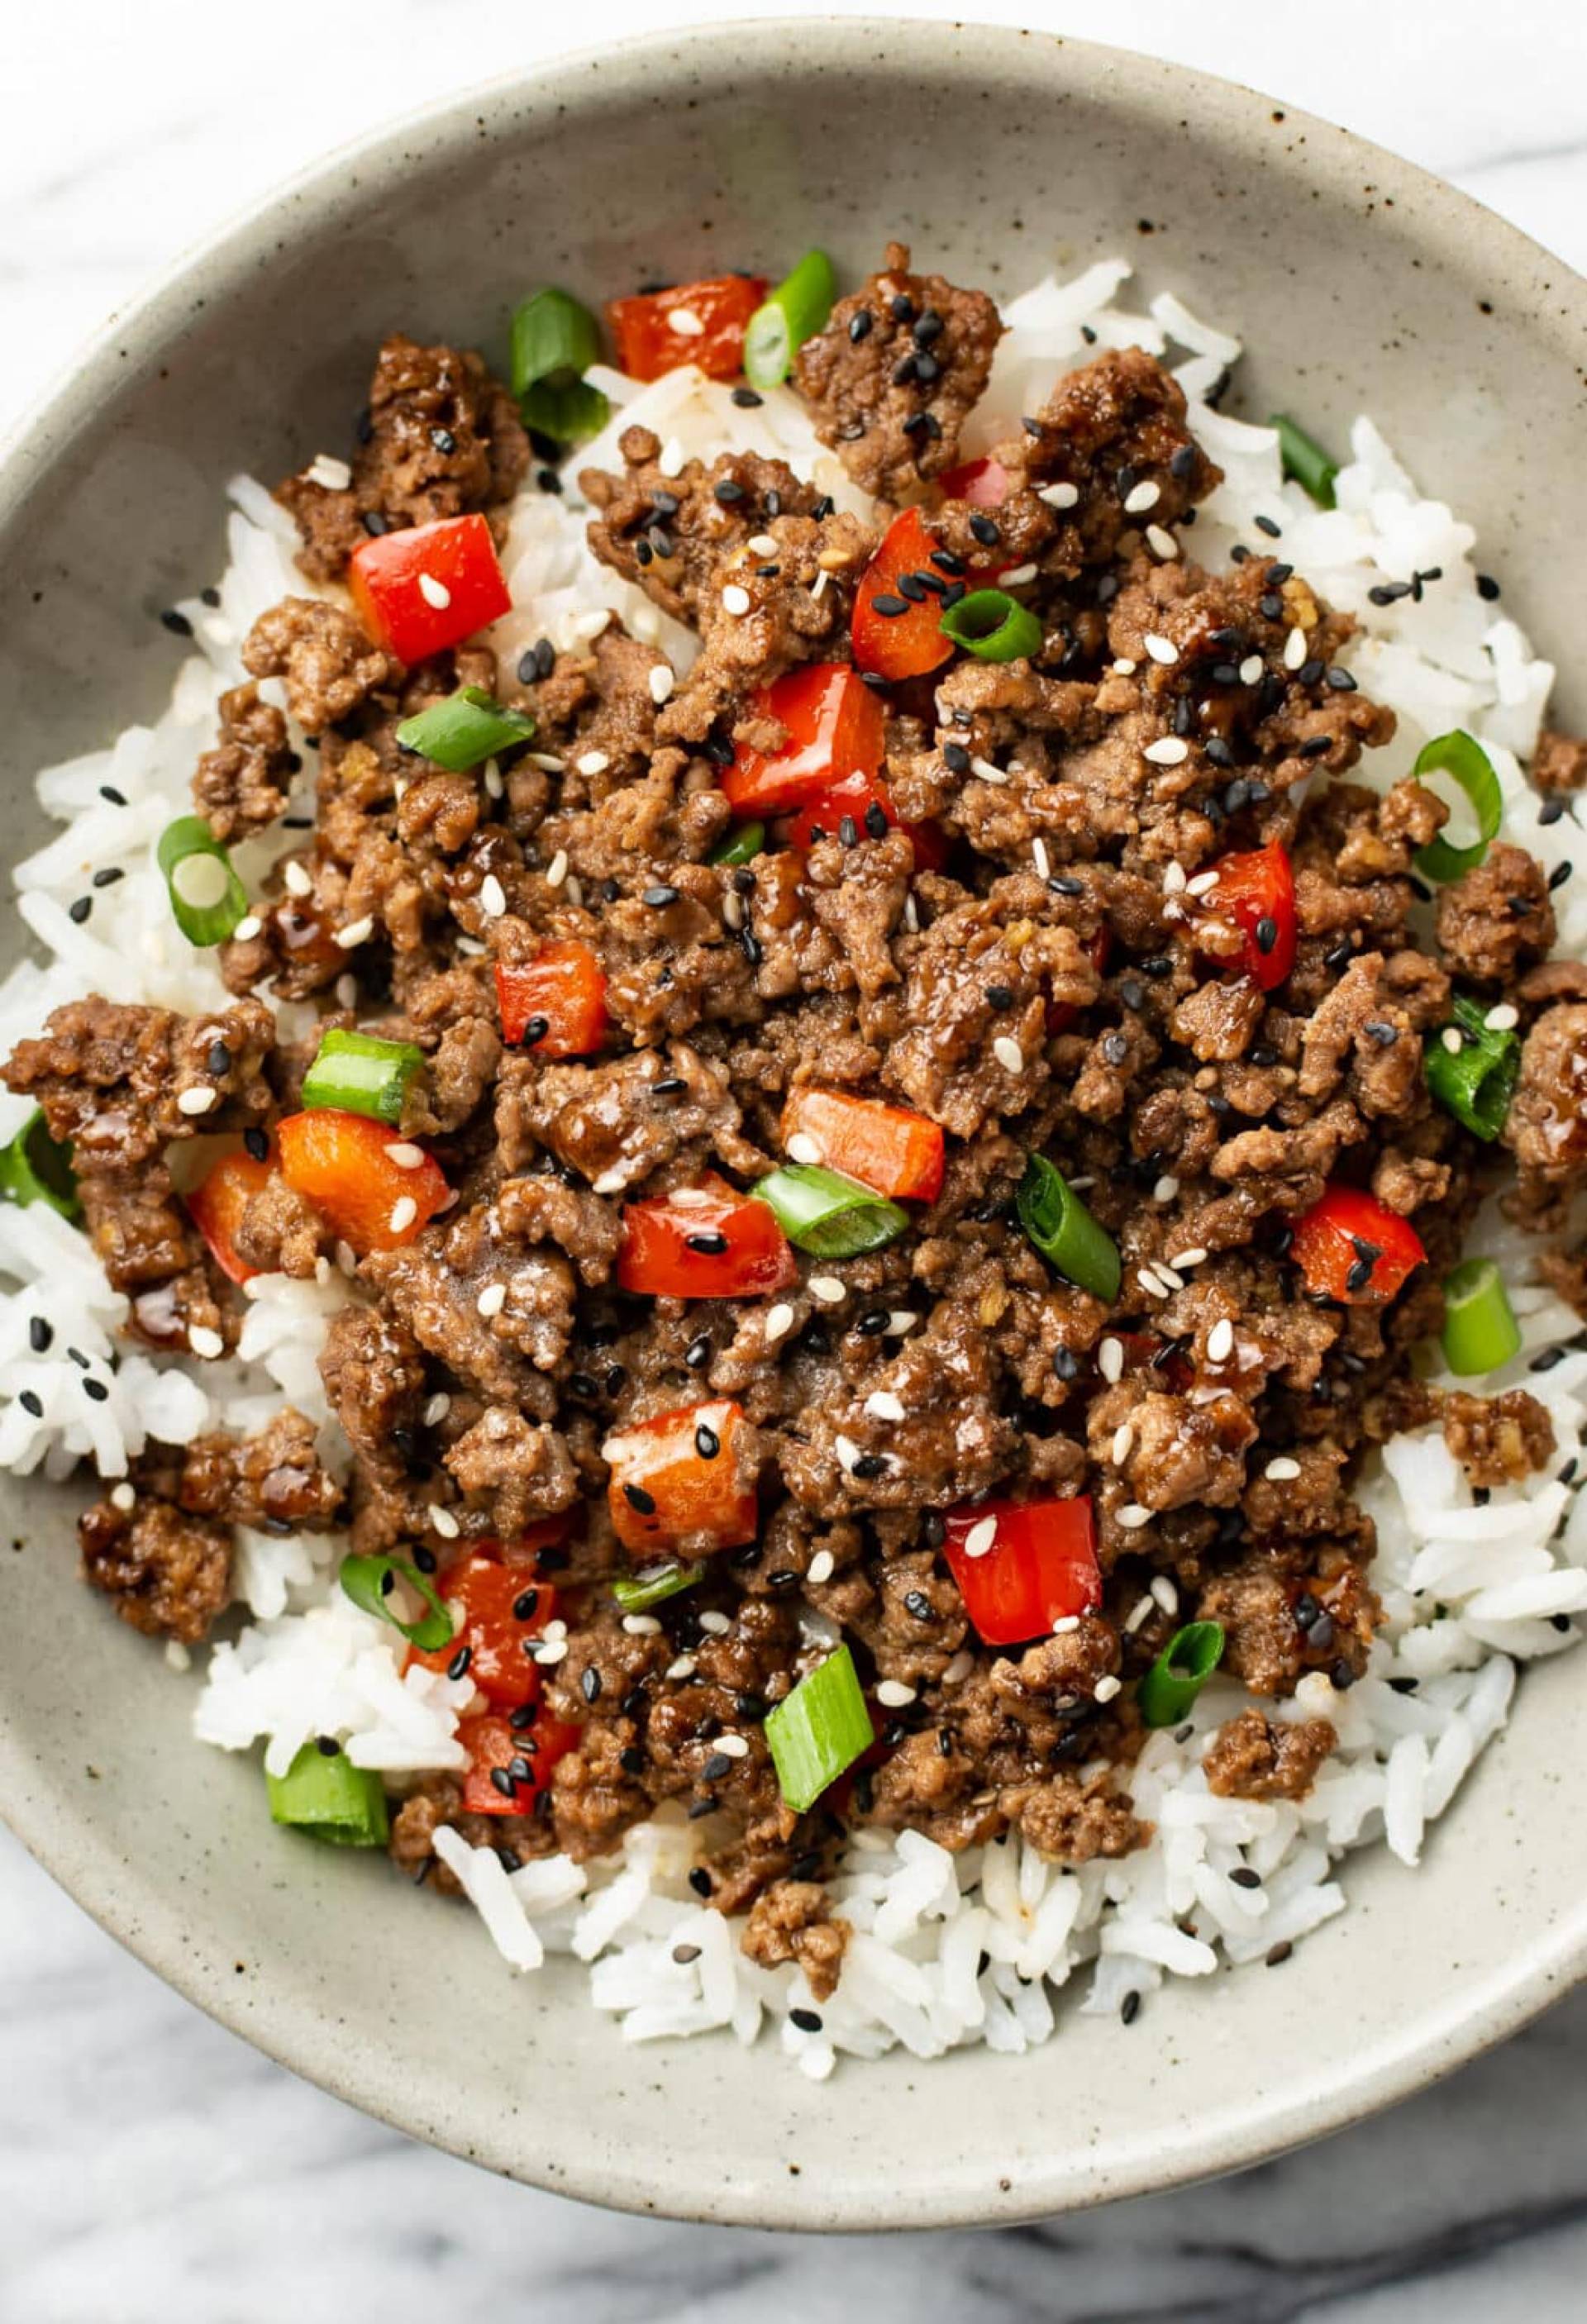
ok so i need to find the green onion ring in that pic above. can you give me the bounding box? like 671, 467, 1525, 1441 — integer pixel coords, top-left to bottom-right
1423, 995, 1520, 1142
744, 249, 838, 391
1412, 730, 1504, 881
265, 1739, 389, 1847
611, 1560, 707, 1613
1137, 1622, 1226, 1728
709, 821, 766, 868
1271, 413, 1339, 509
750, 1162, 910, 1259
1441, 1257, 1522, 1377
156, 815, 249, 947
0, 1107, 80, 1220
339, 1553, 455, 1651
395, 686, 536, 773
301, 1028, 425, 1127
938, 588, 1043, 664
765, 1642, 874, 1812
1016, 1155, 1122, 1303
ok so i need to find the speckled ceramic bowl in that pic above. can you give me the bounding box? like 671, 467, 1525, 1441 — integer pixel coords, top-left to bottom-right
2, 18, 1585, 2232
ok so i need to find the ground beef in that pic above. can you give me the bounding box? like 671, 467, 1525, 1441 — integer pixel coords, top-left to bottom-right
1440, 1388, 1556, 1487
740, 1879, 850, 2001
241, 597, 397, 732
794, 240, 1003, 498
2, 998, 275, 1169
1435, 842, 1556, 983
1532, 729, 1587, 793
192, 681, 297, 841
582, 428, 820, 626
1203, 1707, 1337, 1801
78, 1493, 231, 1642
1504, 1002, 1587, 1215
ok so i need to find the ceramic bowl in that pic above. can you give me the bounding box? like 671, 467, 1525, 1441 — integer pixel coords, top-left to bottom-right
2, 18, 1584, 2232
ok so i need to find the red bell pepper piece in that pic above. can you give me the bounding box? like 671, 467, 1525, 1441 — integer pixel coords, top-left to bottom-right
617, 1179, 798, 1299
494, 941, 608, 1057
187, 1148, 276, 1286
409, 1552, 560, 1709
276, 1109, 450, 1256
782, 766, 951, 872
347, 512, 512, 665
780, 1088, 945, 1203
941, 1496, 1102, 1647
851, 507, 956, 683
936, 455, 1013, 508
1289, 1183, 1427, 1306
725, 664, 885, 817
456, 1706, 581, 1816
604, 1398, 759, 1556
1187, 841, 1297, 993
607, 274, 768, 383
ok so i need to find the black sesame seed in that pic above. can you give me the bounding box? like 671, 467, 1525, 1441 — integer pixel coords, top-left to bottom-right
896, 572, 928, 605
740, 927, 764, 966
1531, 1346, 1566, 1373
1253, 515, 1282, 539
1368, 581, 1413, 606
852, 1453, 889, 1479
28, 1316, 52, 1353
703, 1751, 732, 1782
18, 1391, 42, 1417
904, 1590, 934, 1621
1300, 734, 1334, 760
891, 353, 919, 386
1266, 1941, 1294, 1967
849, 310, 875, 343
1344, 1257, 1375, 1295
412, 1545, 437, 1575
689, 1867, 715, 1898
623, 1483, 657, 1515
68, 897, 93, 925
694, 1422, 721, 1460
1120, 1990, 1141, 2026
838, 815, 859, 848
684, 1231, 729, 1258
512, 1588, 540, 1622
687, 1796, 717, 1820
889, 292, 917, 323
620, 1746, 646, 1776
1476, 573, 1501, 602
732, 387, 765, 409
446, 1645, 473, 1681
1330, 1659, 1357, 1691
642, 883, 681, 907
581, 1667, 603, 1704
1254, 915, 1279, 955
160, 607, 193, 637
1259, 593, 1284, 620
931, 548, 966, 577
985, 983, 1016, 1012
652, 1076, 687, 1096
1325, 666, 1358, 693
536, 469, 563, 495
1549, 860, 1573, 892
767, 1568, 799, 1592
790, 2007, 824, 2033
490, 1767, 517, 1799
99, 785, 127, 806
91, 865, 125, 890
83, 1378, 108, 1402
360, 511, 389, 537
865, 802, 889, 841
870, 593, 909, 618
968, 513, 1001, 547
685, 1332, 712, 1369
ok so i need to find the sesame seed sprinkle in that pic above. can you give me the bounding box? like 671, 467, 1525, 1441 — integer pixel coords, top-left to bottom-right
1485, 1002, 1519, 1031
963, 1517, 998, 1560
1123, 479, 1160, 515
1143, 633, 1179, 665
1239, 654, 1264, 685
388, 1196, 417, 1235
622, 1613, 662, 1636
668, 306, 705, 336
1117, 1505, 1152, 1531
1124, 1595, 1155, 1633
1265, 1455, 1302, 1481
1145, 525, 1180, 560
430, 1504, 460, 1541
865, 1391, 906, 1422
336, 917, 374, 950
233, 915, 262, 941
188, 1326, 224, 1360
479, 874, 507, 918
1442, 1026, 1465, 1055
993, 1035, 1024, 1074
1038, 481, 1079, 509
722, 584, 752, 617
998, 562, 1039, 587
1111, 1422, 1136, 1464
1207, 1317, 1235, 1363
417, 572, 451, 609
648, 665, 675, 706
422, 1393, 451, 1426
111, 1482, 136, 1512
1151, 1575, 1180, 1615
176, 1085, 218, 1117
1094, 1674, 1123, 1703
786, 1132, 822, 1166
875, 1679, 917, 1708
808, 1275, 846, 1306
1184, 869, 1221, 898
764, 1302, 796, 1344
386, 1142, 425, 1170
1284, 626, 1308, 670
1143, 736, 1189, 766
1099, 1336, 1124, 1384
284, 858, 313, 898
546, 849, 570, 888
476, 1281, 507, 1318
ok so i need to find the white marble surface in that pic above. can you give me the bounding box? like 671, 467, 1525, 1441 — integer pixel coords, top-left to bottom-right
5, 1, 1587, 2314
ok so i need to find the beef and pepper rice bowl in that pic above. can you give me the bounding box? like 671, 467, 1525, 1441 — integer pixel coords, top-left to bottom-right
2, 240, 1584, 2078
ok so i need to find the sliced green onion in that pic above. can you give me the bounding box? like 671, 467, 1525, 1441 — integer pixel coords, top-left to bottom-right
1412, 730, 1504, 882
511, 286, 602, 398
339, 1554, 455, 1651
395, 684, 536, 773
266, 1739, 389, 1848
765, 1642, 874, 1812
938, 589, 1043, 664
301, 1028, 424, 1126
1137, 1622, 1226, 1728
611, 1560, 707, 1613
156, 815, 249, 947
1423, 994, 1520, 1141
1017, 1155, 1121, 1303
520, 376, 611, 446
0, 1108, 80, 1220
709, 821, 766, 868
743, 248, 838, 390
1271, 413, 1338, 508
1441, 1257, 1522, 1377
750, 1162, 909, 1259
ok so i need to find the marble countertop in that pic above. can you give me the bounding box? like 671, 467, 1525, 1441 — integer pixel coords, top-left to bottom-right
5, 2, 1587, 2314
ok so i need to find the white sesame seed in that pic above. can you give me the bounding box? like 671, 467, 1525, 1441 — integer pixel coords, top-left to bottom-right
233, 915, 261, 941
715, 1732, 751, 1759
668, 1188, 714, 1208
698, 1610, 731, 1636
111, 1482, 137, 1512
541, 1619, 568, 1643
484, 758, 504, 800
1067, 1176, 1095, 1192
283, 858, 313, 898
1239, 654, 1264, 685
875, 1679, 917, 1708
476, 1281, 507, 1318
1112, 658, 1138, 676
1111, 1422, 1136, 1464
1099, 1336, 1124, 1385
386, 1143, 425, 1170
479, 874, 507, 918
1485, 1002, 1519, 1031
1153, 1174, 1180, 1203
1032, 836, 1051, 879
970, 755, 1008, 785
417, 572, 451, 610
431, 1503, 460, 1541
1163, 860, 1188, 895
1169, 1246, 1208, 1269
188, 1325, 224, 1360
758, 1302, 795, 1350
529, 752, 566, 772
1442, 1026, 1465, 1055
335, 1240, 358, 1278
1123, 479, 1160, 515
336, 916, 374, 950
658, 437, 685, 479
1151, 1574, 1180, 1616
964, 1517, 998, 1560
305, 452, 352, 491
998, 562, 1039, 587
1094, 1674, 1123, 1703
665, 1652, 697, 1679
592, 1167, 627, 1195
668, 306, 705, 336
1143, 633, 1179, 665
747, 533, 779, 556
1284, 625, 1308, 671
808, 1275, 846, 1306
943, 1649, 975, 1686
834, 1434, 860, 1473
545, 848, 569, 889
865, 1391, 906, 1422
1156, 1262, 1186, 1292
722, 584, 752, 617
622, 1613, 662, 1636
1185, 870, 1221, 899
176, 1085, 217, 1117
1265, 1455, 1303, 1481
1146, 524, 1180, 560
787, 1132, 822, 1166
388, 1195, 417, 1235
535, 1640, 570, 1666
1039, 481, 1079, 509
1123, 1594, 1155, 1634
1143, 736, 1189, 766
993, 1035, 1024, 1074
423, 1392, 451, 1426
314, 1255, 332, 1285
1137, 1267, 1169, 1298
335, 974, 358, 1010
807, 1548, 836, 1585
1207, 1317, 1235, 1363
810, 568, 831, 603
1051, 1616, 1081, 1636
1117, 1505, 1152, 1531
903, 894, 920, 934
647, 665, 675, 707
722, 891, 744, 931
887, 1310, 919, 1336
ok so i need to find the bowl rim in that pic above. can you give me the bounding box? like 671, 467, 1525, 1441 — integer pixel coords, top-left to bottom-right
2, 13, 1585, 2232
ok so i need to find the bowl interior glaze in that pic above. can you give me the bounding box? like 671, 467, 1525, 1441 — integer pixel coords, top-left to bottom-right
1, 19, 1584, 2231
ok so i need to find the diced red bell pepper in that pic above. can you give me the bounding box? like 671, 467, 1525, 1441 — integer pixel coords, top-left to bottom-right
604, 1398, 759, 1556
937, 455, 1013, 509
494, 940, 608, 1056
276, 1109, 450, 1255
725, 664, 885, 817
941, 1496, 1102, 1647
607, 274, 769, 383
617, 1178, 798, 1299
409, 1552, 560, 1709
1046, 926, 1113, 1035
782, 766, 951, 872
187, 1148, 275, 1286
851, 507, 956, 683
1187, 840, 1297, 993
456, 1706, 581, 1816
781, 1088, 945, 1203
347, 513, 512, 665
1289, 1183, 1427, 1306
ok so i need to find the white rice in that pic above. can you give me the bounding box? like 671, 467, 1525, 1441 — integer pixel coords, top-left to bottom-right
2, 255, 1581, 2074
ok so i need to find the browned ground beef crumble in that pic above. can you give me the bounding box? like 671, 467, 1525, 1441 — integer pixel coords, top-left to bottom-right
11, 250, 1586, 1983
